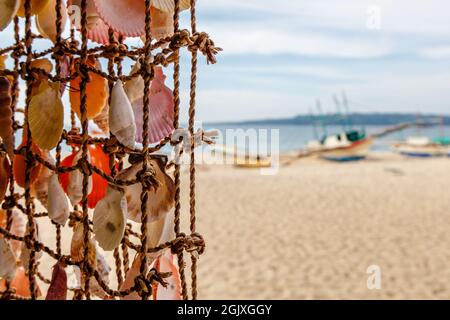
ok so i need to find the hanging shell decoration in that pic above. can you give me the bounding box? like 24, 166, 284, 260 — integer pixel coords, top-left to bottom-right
45, 261, 68, 300
0, 77, 14, 159
36, 0, 68, 43
0, 0, 19, 32
109, 80, 136, 149
13, 134, 43, 188
17, 0, 50, 17
31, 151, 54, 208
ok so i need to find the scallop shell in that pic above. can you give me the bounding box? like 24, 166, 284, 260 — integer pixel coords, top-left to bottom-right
152, 252, 181, 300
66, 150, 93, 206
133, 67, 174, 144
0, 0, 20, 31
20, 221, 43, 272
29, 81, 64, 150
150, 6, 174, 40
0, 266, 42, 298
45, 261, 67, 300
35, 0, 67, 42
124, 61, 144, 104
0, 209, 25, 256
0, 77, 14, 159
47, 173, 70, 226
70, 222, 97, 268
0, 236, 16, 281
13, 136, 43, 188
30, 58, 53, 74
117, 158, 174, 223
109, 80, 136, 149
68, 0, 121, 45
70, 56, 108, 120
17, 0, 50, 17
0, 153, 10, 204
31, 151, 54, 209
92, 187, 127, 251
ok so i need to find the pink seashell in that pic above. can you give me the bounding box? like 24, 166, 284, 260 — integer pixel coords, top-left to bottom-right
133, 67, 174, 144
152, 251, 181, 300
59, 56, 70, 96
93, 0, 145, 37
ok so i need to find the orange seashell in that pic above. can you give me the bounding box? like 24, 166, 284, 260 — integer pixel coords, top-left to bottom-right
87, 144, 110, 208
69, 56, 108, 120
46, 261, 67, 300
152, 252, 181, 300
58, 149, 78, 193
13, 137, 43, 188
17, 0, 50, 17
0, 266, 42, 298
0, 153, 10, 204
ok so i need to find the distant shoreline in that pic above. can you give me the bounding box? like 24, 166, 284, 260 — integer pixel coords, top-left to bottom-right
205, 112, 450, 126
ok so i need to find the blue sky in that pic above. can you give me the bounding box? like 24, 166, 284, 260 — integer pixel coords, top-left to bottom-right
1, 0, 450, 123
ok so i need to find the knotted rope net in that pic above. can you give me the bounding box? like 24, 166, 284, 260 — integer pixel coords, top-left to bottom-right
0, 0, 219, 300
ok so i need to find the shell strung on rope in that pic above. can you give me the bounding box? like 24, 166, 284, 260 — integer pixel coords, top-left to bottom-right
0, 209, 25, 255
0, 236, 16, 281
120, 253, 148, 300
109, 80, 136, 149
31, 151, 54, 208
93, 102, 109, 134
0, 151, 10, 204
13, 134, 43, 188
66, 149, 93, 206
152, 0, 190, 12
58, 149, 77, 193
29, 58, 54, 94
29, 81, 64, 150
0, 77, 14, 159
133, 67, 174, 144
70, 222, 97, 269
20, 221, 42, 272
35, 0, 68, 43
46, 261, 67, 300
17, 0, 50, 17
0, 266, 42, 298
152, 251, 181, 300
117, 157, 175, 223
69, 56, 108, 120
47, 173, 70, 226
87, 144, 111, 208
93, 187, 127, 251
0, 0, 19, 31
59, 56, 70, 96
124, 61, 144, 104
150, 6, 174, 40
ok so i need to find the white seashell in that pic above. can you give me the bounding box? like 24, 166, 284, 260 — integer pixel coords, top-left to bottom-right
67, 150, 93, 206
109, 80, 136, 149
47, 173, 70, 226
117, 159, 174, 223
35, 0, 68, 43
0, 236, 16, 281
0, 0, 19, 31
124, 61, 144, 104
31, 152, 55, 209
20, 221, 42, 272
147, 211, 175, 249
93, 187, 127, 251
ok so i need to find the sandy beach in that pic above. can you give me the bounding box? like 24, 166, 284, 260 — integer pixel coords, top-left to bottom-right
34, 152, 450, 299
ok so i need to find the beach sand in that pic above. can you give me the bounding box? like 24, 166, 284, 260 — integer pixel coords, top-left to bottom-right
35, 152, 450, 299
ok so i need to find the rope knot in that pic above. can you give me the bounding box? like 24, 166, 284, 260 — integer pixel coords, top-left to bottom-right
138, 164, 159, 190
76, 158, 92, 176
1, 195, 18, 211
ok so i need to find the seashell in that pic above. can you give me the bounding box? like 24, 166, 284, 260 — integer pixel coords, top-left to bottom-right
0, 209, 25, 255
109, 80, 136, 149
93, 102, 109, 134
0, 266, 42, 298
59, 56, 70, 96
30, 58, 53, 74
87, 248, 111, 299
150, 6, 174, 40
58, 149, 78, 193
70, 56, 108, 120
93, 187, 127, 251
20, 221, 42, 272
0, 236, 16, 281
68, 0, 121, 45
133, 67, 174, 144
35, 0, 68, 43
152, 0, 190, 12
31, 151, 54, 209
47, 173, 70, 226
152, 251, 181, 300
120, 253, 149, 300
0, 77, 14, 159
17, 0, 50, 17
0, 152, 10, 204
124, 61, 144, 104
66, 150, 93, 206
117, 157, 174, 223
70, 222, 97, 268
28, 81, 64, 150
87, 144, 111, 208
0, 0, 20, 31
13, 135, 43, 188
45, 261, 67, 300
146, 210, 175, 249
